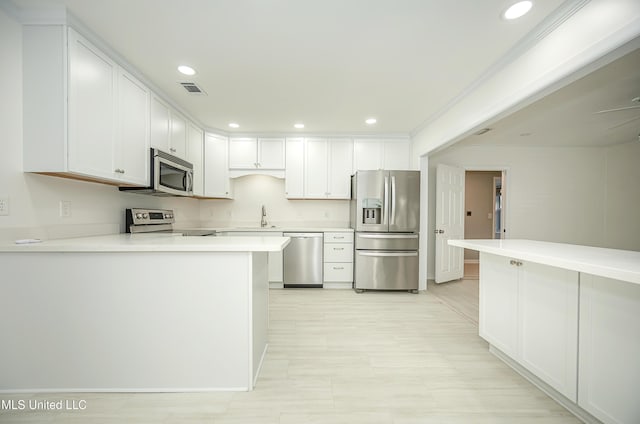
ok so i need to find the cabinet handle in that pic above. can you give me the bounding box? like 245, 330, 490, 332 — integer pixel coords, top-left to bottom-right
333, 247, 345, 251
114, 168, 125, 174
334, 236, 345, 239
333, 266, 344, 270
510, 260, 523, 266
170, 148, 176, 153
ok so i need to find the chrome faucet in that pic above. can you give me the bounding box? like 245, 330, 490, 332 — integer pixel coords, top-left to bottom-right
260, 205, 268, 228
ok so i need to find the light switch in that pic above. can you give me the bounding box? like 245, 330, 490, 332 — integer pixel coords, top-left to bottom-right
0, 195, 8, 216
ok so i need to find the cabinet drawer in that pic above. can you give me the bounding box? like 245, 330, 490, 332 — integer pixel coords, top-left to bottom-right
324, 232, 354, 243
324, 263, 353, 282
324, 243, 353, 262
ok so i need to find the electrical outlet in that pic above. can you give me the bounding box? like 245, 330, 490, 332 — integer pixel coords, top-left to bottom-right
0, 195, 9, 216
59, 201, 71, 218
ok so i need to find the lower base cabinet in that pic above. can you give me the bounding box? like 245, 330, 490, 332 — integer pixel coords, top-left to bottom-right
578, 274, 640, 424
480, 253, 640, 423
323, 232, 354, 288
479, 253, 578, 401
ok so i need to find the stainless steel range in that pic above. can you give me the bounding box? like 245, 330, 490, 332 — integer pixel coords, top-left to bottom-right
125, 208, 215, 236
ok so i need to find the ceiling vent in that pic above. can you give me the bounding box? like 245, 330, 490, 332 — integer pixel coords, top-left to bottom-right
179, 82, 207, 95
474, 128, 492, 136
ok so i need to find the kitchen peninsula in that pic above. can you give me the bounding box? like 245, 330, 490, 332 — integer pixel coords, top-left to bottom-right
449, 239, 640, 424
0, 234, 289, 393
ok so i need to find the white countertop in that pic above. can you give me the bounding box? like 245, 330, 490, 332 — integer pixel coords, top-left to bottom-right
205, 226, 354, 233
449, 239, 640, 285
0, 233, 290, 253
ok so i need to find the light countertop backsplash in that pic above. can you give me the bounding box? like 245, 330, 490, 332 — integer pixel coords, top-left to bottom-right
199, 175, 351, 229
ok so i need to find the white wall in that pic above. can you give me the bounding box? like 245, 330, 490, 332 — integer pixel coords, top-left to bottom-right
0, 8, 200, 243
603, 141, 640, 251
425, 144, 607, 279
200, 175, 350, 228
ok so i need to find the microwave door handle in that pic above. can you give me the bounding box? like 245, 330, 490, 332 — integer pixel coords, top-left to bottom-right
186, 172, 193, 193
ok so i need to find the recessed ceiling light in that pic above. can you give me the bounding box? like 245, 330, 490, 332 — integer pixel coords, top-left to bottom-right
502, 1, 533, 20
177, 65, 196, 76
228, 122, 239, 129
294, 123, 305, 129
365, 118, 377, 125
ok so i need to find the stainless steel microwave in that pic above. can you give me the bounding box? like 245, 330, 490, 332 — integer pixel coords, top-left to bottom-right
120, 148, 193, 197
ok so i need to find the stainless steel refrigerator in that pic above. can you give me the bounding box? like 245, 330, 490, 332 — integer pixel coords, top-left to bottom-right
350, 170, 420, 292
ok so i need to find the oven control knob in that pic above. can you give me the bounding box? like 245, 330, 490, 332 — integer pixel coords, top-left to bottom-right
142, 213, 149, 219
165, 213, 173, 219
135, 213, 144, 219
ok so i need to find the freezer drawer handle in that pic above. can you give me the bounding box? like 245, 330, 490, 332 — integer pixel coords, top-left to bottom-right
358, 251, 418, 257
358, 234, 418, 239
333, 247, 345, 251
333, 266, 345, 270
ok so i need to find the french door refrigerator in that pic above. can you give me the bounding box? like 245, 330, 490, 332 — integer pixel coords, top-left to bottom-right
350, 170, 420, 292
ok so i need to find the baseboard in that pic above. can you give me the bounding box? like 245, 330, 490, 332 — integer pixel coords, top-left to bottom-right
489, 345, 602, 424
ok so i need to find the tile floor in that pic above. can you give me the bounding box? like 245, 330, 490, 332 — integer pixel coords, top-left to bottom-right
0, 281, 581, 423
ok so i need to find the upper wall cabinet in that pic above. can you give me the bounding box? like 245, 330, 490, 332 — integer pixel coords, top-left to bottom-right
204, 133, 233, 198
353, 139, 412, 171
305, 138, 353, 199
284, 137, 353, 199
229, 137, 285, 177
23, 26, 149, 186
150, 96, 188, 160
186, 122, 204, 197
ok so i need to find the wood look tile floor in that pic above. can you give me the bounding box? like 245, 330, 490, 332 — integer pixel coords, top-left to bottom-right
0, 286, 581, 423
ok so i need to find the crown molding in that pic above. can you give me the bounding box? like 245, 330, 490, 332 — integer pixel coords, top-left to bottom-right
410, 0, 591, 137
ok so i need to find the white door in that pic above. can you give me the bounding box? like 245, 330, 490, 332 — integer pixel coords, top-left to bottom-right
435, 164, 465, 283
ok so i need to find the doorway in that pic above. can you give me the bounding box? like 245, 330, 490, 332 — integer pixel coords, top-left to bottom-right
464, 170, 505, 270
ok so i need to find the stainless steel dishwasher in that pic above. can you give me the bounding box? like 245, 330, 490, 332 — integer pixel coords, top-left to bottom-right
283, 232, 323, 288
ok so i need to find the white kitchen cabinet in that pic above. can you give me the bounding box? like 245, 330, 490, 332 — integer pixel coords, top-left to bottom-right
578, 274, 640, 424
518, 260, 578, 401
229, 138, 285, 170
327, 139, 354, 198
305, 138, 330, 198
116, 70, 150, 186
479, 252, 519, 358
186, 122, 204, 197
23, 26, 149, 186
223, 232, 283, 286
479, 252, 579, 401
204, 133, 233, 198
150, 96, 187, 159
323, 231, 354, 288
303, 138, 353, 199
284, 138, 304, 199
67, 28, 117, 181
353, 138, 410, 171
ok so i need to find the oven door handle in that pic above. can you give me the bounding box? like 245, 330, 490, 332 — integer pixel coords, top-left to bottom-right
357, 251, 417, 257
